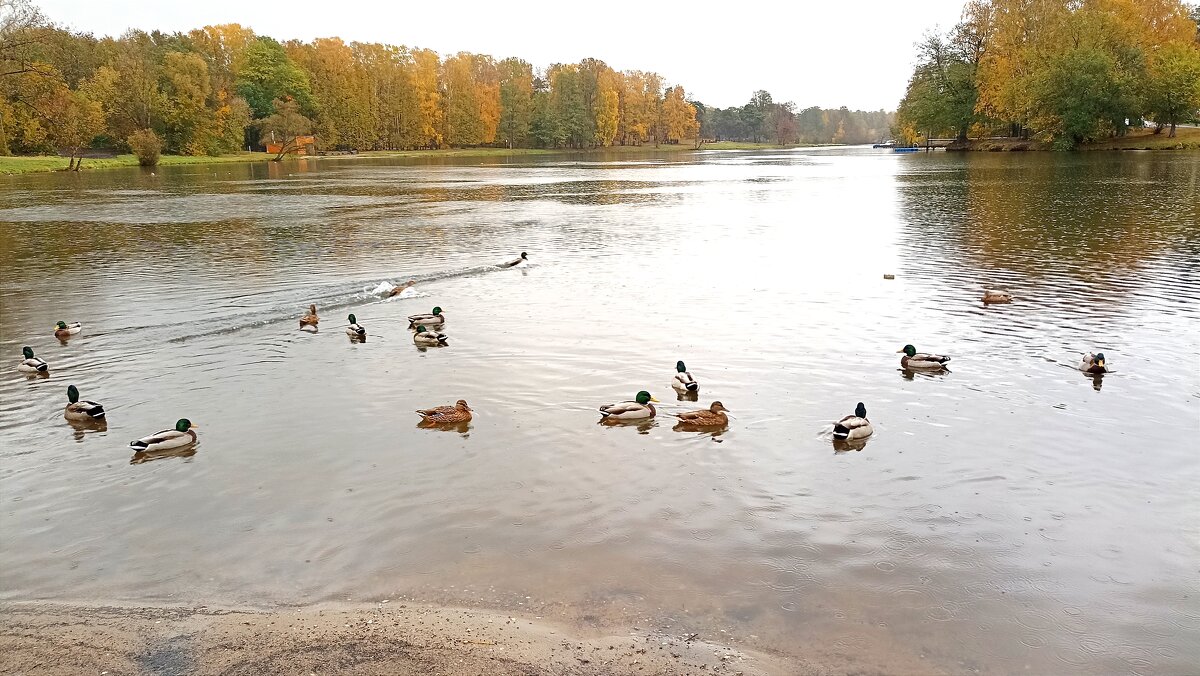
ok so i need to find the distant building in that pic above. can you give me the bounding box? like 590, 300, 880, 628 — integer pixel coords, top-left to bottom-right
265, 135, 317, 156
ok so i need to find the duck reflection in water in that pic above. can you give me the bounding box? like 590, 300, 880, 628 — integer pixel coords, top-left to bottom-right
598, 417, 657, 434
1088, 372, 1104, 391
899, 367, 950, 381
833, 438, 869, 453
130, 445, 198, 464
416, 418, 471, 435
67, 418, 107, 441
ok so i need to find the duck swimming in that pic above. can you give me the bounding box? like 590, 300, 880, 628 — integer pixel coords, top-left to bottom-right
674, 401, 729, 426
54, 321, 82, 339
346, 314, 366, 340
499, 252, 528, 268
599, 391, 659, 420
388, 280, 417, 297
898, 344, 951, 369
416, 400, 472, 424
17, 346, 48, 373
413, 325, 448, 346
408, 307, 445, 328
64, 385, 105, 421
671, 361, 699, 393
1079, 352, 1109, 374
299, 304, 319, 330
832, 402, 873, 440
982, 290, 1013, 303
130, 418, 197, 452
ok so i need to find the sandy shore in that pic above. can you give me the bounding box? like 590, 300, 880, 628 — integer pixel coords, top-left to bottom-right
0, 600, 807, 675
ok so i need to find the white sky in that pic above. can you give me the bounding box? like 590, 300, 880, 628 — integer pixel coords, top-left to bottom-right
40, 0, 966, 110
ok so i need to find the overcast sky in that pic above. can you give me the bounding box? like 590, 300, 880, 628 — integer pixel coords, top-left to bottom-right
38, 0, 966, 110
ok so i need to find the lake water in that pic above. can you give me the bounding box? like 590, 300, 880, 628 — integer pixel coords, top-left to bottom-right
1, 148, 1198, 674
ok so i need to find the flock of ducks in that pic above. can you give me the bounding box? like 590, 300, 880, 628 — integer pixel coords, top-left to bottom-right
15, 276, 1114, 455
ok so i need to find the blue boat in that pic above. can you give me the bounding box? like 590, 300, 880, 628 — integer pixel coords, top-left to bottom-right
893, 147, 919, 153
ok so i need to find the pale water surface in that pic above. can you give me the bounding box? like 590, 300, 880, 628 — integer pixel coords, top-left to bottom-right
1, 148, 1198, 674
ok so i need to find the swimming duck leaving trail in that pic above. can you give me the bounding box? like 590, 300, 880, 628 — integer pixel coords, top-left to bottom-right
499, 252, 528, 268
599, 391, 659, 420
413, 325, 448, 346
833, 402, 873, 441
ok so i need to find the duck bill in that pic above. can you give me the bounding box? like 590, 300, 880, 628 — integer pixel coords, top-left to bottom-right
1096, 359, 1105, 368
649, 397, 660, 403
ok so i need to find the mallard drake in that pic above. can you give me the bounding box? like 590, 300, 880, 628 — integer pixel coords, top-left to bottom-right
413, 325, 448, 346
671, 361, 699, 393
388, 280, 417, 297
898, 344, 951, 369
130, 418, 197, 451
499, 252, 528, 268
982, 290, 1013, 303
599, 391, 659, 420
64, 384, 105, 421
346, 313, 366, 340
54, 321, 82, 339
408, 306, 445, 328
1079, 352, 1109, 374
674, 401, 728, 426
17, 346, 48, 373
299, 304, 319, 330
833, 402, 873, 440
416, 400, 472, 424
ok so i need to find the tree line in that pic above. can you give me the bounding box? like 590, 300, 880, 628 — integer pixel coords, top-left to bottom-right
896, 0, 1200, 148
0, 0, 707, 165
697, 90, 894, 145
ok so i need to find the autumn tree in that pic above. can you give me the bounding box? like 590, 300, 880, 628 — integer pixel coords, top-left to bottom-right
236, 37, 312, 119
497, 57, 532, 148
1145, 41, 1200, 135
259, 96, 311, 160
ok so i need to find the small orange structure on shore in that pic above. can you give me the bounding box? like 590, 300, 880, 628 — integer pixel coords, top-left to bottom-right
265, 135, 317, 156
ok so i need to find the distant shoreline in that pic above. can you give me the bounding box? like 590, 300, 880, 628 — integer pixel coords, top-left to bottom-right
943, 127, 1200, 152
0, 142, 819, 176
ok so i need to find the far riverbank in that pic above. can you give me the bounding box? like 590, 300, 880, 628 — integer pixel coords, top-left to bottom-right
946, 126, 1200, 151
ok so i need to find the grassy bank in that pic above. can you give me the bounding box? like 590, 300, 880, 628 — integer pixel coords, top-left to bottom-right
0, 152, 272, 175
949, 126, 1200, 151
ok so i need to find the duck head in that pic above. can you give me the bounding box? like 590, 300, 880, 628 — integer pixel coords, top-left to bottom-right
455, 400, 471, 411
432, 306, 443, 316
175, 418, 195, 432
67, 385, 79, 403
520, 252, 528, 260
676, 360, 687, 373
710, 401, 728, 413
899, 345, 917, 357
56, 321, 68, 330
635, 391, 659, 405
416, 325, 427, 333
1095, 352, 1105, 368
348, 313, 358, 324
22, 346, 34, 359
855, 402, 867, 418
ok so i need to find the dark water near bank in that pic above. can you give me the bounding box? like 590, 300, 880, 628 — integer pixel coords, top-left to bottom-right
1, 148, 1198, 674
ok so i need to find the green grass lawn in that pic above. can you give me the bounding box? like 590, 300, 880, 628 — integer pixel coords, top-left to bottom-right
0, 152, 272, 175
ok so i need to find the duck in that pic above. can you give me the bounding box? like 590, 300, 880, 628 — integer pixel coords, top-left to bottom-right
346, 313, 366, 340
832, 402, 873, 440
299, 304, 319, 330
898, 344, 951, 369
499, 252, 528, 268
982, 290, 1013, 303
130, 418, 197, 451
64, 384, 105, 421
671, 360, 699, 393
674, 401, 729, 426
416, 400, 472, 424
599, 391, 659, 420
1079, 352, 1109, 374
413, 325, 448, 346
408, 306, 445, 328
54, 321, 82, 339
17, 346, 48, 373
388, 280, 418, 297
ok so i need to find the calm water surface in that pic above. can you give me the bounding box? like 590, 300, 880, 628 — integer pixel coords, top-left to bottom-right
1, 148, 1198, 674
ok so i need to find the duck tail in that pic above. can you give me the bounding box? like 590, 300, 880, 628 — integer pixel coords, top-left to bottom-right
832, 424, 850, 439
686, 382, 699, 392
130, 440, 147, 450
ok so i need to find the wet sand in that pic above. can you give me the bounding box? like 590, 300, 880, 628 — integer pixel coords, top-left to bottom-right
0, 600, 815, 676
